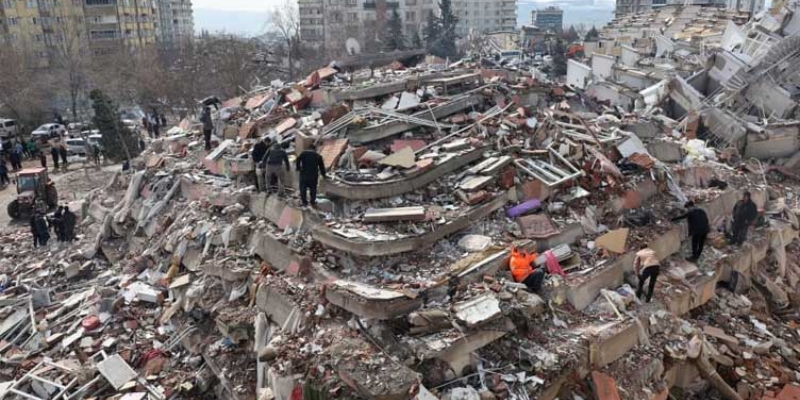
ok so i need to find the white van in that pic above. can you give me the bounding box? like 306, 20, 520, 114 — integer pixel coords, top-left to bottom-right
0, 119, 19, 138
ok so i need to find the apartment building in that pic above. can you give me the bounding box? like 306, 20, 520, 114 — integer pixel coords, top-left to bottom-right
531, 6, 562, 32
0, 0, 191, 60
299, 0, 437, 57
452, 0, 516, 38
155, 0, 193, 46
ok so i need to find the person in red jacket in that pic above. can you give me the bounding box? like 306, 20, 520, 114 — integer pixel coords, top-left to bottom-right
510, 247, 546, 292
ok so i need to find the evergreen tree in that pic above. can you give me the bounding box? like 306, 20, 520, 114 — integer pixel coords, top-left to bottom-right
551, 39, 567, 77
412, 30, 423, 49
565, 26, 579, 42
90, 89, 141, 162
586, 26, 599, 40
423, 14, 441, 50
423, 0, 459, 59
382, 8, 407, 51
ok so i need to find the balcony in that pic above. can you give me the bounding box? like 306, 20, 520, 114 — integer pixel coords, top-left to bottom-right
363, 1, 399, 9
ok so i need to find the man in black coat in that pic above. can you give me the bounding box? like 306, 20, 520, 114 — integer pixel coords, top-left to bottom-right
51, 146, 59, 171
30, 212, 50, 248
295, 143, 327, 207
251, 138, 270, 192
672, 201, 710, 262
62, 206, 76, 242
58, 145, 68, 171
731, 191, 758, 246
200, 106, 213, 151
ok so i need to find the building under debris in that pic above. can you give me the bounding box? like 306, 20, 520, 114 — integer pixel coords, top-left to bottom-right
2, 3, 800, 400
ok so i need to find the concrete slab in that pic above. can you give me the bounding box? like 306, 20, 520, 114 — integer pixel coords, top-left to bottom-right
589, 319, 642, 368
325, 280, 423, 320
255, 285, 304, 333
363, 206, 426, 222
97, 354, 138, 390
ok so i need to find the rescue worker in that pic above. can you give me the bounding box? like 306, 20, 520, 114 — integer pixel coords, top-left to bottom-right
51, 146, 60, 171
634, 245, 660, 303
92, 144, 101, 165
251, 137, 270, 192
731, 191, 758, 246
200, 106, 213, 151
295, 143, 327, 207
261, 142, 290, 196
671, 201, 710, 262
62, 206, 76, 242
509, 247, 546, 292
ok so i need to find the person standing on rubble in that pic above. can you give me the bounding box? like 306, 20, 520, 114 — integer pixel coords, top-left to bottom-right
39, 152, 46, 169
30, 212, 50, 248
634, 245, 660, 303
296, 143, 327, 207
251, 138, 270, 192
731, 191, 758, 246
62, 206, 76, 242
509, 247, 546, 292
58, 144, 68, 171
261, 141, 290, 196
50, 206, 64, 242
672, 201, 710, 262
152, 111, 161, 138
0, 161, 8, 187
50, 145, 59, 171
200, 106, 214, 151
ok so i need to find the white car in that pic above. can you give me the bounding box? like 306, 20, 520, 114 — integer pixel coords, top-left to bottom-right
31, 123, 67, 139
65, 138, 87, 156
0, 119, 19, 138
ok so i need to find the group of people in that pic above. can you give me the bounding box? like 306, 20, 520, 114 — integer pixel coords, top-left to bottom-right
30, 206, 76, 248
506, 192, 761, 306
49, 143, 70, 171
251, 138, 327, 207
143, 110, 167, 139
2, 139, 38, 171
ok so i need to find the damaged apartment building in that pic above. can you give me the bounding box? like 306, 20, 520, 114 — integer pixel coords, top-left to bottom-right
4, 5, 800, 400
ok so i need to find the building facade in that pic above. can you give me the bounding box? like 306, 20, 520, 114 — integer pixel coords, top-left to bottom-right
155, 0, 193, 46
531, 6, 562, 32
452, 0, 516, 38
0, 0, 191, 61
299, 0, 437, 57
614, 0, 761, 17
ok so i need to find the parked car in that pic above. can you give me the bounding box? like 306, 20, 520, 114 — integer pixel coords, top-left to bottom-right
87, 133, 103, 150
0, 119, 19, 139
31, 124, 67, 140
65, 138, 87, 156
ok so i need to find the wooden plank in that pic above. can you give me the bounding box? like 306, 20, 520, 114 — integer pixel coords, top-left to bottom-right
460, 175, 494, 192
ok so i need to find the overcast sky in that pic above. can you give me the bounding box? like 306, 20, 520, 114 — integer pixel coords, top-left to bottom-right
193, 0, 279, 12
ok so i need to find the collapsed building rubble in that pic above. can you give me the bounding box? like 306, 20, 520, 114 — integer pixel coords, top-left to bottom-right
4, 11, 800, 398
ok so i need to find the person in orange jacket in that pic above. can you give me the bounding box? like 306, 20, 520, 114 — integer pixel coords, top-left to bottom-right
510, 247, 546, 292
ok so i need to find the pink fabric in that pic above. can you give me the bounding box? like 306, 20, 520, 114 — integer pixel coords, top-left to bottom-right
544, 250, 566, 277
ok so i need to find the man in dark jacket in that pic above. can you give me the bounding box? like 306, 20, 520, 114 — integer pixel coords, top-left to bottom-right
251, 138, 270, 192
200, 106, 214, 151
58, 145, 68, 171
731, 191, 758, 245
30, 212, 49, 248
50, 146, 59, 171
62, 206, 76, 242
49, 206, 64, 242
672, 201, 710, 262
0, 162, 8, 186
295, 144, 327, 206
261, 142, 290, 195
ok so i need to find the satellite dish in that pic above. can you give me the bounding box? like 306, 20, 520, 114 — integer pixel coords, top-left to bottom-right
346, 38, 361, 55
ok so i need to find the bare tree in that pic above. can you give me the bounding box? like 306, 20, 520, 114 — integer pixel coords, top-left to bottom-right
270, 0, 302, 81
49, 2, 91, 121
0, 44, 50, 129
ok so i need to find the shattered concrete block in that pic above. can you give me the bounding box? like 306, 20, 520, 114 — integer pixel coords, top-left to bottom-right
453, 295, 501, 328
363, 206, 426, 223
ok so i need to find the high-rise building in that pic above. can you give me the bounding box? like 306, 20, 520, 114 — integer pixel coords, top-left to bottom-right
614, 0, 760, 17
452, 0, 516, 38
155, 0, 193, 46
299, 0, 437, 57
0, 0, 192, 61
531, 6, 562, 32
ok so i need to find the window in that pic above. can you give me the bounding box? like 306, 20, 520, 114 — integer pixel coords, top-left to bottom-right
332, 12, 342, 22
90, 29, 118, 39
406, 0, 416, 4
26, 0, 35, 8
347, 12, 357, 21
32, 17, 37, 24
85, 0, 117, 5
346, 0, 356, 5
405, 11, 415, 21
34, 34, 42, 41
8, 17, 18, 25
